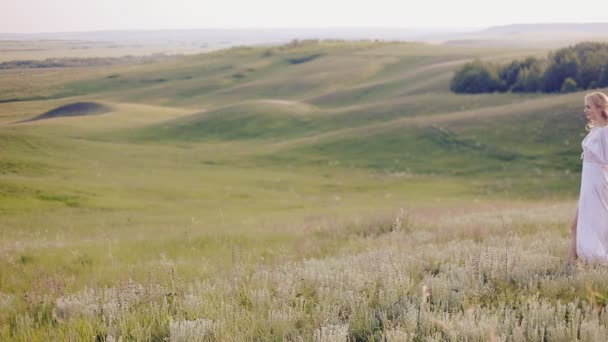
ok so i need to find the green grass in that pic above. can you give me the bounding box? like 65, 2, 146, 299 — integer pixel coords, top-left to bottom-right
0, 39, 598, 340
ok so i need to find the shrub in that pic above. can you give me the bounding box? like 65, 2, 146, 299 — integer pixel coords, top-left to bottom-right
450, 59, 505, 93
560, 77, 578, 93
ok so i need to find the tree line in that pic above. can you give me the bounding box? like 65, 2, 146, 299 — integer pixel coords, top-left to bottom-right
450, 42, 608, 94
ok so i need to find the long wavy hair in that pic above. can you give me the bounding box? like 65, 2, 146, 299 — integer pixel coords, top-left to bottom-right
585, 92, 608, 131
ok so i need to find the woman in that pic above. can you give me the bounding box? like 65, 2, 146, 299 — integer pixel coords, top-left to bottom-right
570, 91, 608, 264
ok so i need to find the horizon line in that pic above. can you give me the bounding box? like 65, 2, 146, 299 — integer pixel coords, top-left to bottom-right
3, 22, 608, 36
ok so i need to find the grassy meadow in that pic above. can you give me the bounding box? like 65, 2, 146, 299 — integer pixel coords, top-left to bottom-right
1, 39, 607, 340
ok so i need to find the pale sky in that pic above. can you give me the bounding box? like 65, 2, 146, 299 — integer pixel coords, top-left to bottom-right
2, 0, 607, 33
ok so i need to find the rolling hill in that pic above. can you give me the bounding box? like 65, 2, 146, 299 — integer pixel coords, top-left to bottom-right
1, 34, 603, 341
1, 40, 591, 202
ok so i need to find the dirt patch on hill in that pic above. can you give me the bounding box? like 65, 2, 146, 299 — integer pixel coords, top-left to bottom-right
18, 102, 111, 122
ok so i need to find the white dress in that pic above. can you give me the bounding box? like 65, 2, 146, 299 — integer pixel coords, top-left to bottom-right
577, 125, 608, 264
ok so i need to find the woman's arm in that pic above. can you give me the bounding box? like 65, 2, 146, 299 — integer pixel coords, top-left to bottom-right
571, 205, 578, 228
569, 205, 578, 259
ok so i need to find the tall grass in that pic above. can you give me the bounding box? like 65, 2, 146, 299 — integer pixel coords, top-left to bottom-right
0, 39, 596, 340
3, 201, 607, 340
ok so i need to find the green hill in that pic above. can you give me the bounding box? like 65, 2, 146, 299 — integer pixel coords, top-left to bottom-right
0, 37, 599, 341
126, 100, 321, 141
1, 40, 590, 203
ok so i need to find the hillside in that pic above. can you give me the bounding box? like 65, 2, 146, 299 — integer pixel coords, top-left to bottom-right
442, 23, 608, 48
0, 39, 599, 340
482, 23, 608, 34
1, 40, 589, 201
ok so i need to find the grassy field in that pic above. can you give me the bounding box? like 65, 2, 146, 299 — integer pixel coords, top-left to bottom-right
0, 40, 220, 63
0, 39, 605, 340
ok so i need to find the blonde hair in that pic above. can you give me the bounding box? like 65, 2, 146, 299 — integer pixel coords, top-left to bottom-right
585, 92, 608, 131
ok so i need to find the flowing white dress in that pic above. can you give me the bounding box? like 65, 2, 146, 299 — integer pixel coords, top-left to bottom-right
577, 125, 608, 264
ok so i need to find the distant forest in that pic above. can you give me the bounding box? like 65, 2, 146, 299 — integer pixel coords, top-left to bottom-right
450, 42, 608, 93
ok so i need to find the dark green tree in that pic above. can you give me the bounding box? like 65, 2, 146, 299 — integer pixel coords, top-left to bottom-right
511, 59, 545, 92
450, 42, 608, 94
599, 64, 608, 88
578, 50, 608, 89
499, 61, 523, 91
543, 48, 581, 92
450, 59, 505, 93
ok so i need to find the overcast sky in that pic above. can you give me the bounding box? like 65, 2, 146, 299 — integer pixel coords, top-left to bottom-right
2, 0, 607, 33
